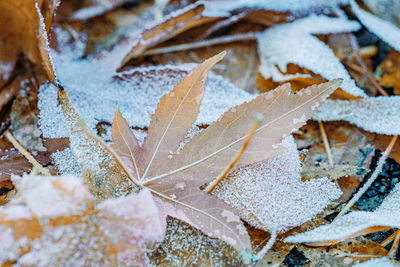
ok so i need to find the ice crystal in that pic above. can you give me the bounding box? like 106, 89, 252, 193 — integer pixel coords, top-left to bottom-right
214, 135, 341, 232
352, 258, 399, 267
313, 97, 400, 135
257, 15, 366, 97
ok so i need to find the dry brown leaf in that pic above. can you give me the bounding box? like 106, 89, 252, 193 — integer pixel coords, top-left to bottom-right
119, 3, 220, 67
378, 50, 400, 95
0, 174, 164, 266
0, 0, 58, 85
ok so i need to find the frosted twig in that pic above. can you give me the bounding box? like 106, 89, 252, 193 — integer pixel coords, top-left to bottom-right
381, 229, 400, 247
197, 12, 249, 40
348, 33, 388, 96
252, 228, 277, 264
388, 230, 400, 257
4, 129, 51, 176
142, 33, 257, 56
318, 121, 333, 166
205, 113, 263, 193
335, 135, 398, 221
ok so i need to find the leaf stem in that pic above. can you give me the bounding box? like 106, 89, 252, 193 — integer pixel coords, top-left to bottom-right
334, 135, 398, 221
252, 228, 277, 264
205, 114, 263, 193
318, 121, 333, 166
4, 129, 51, 176
388, 229, 400, 257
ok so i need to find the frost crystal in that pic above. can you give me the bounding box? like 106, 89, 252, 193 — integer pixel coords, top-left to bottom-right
257, 15, 366, 97
313, 97, 400, 135
351, 0, 400, 52
200, 0, 349, 17
285, 182, 400, 244
38, 64, 254, 139
0, 175, 164, 266
214, 135, 341, 233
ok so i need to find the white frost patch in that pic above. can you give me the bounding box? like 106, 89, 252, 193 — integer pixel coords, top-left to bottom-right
39, 61, 254, 139
313, 97, 400, 135
51, 148, 83, 177
285, 182, 400, 244
351, 0, 400, 52
214, 135, 341, 233
352, 258, 399, 267
257, 15, 366, 97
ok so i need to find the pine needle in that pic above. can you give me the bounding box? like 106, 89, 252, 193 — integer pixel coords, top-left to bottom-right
318, 121, 333, 166
4, 129, 51, 176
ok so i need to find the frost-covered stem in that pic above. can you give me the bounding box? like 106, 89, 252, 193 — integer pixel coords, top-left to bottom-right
318, 121, 333, 166
388, 230, 400, 257
348, 33, 389, 96
335, 135, 398, 221
252, 229, 277, 264
143, 33, 257, 56
197, 12, 249, 40
205, 114, 263, 193
4, 129, 51, 176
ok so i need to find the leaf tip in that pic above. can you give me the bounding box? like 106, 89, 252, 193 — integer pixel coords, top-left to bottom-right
217, 50, 227, 60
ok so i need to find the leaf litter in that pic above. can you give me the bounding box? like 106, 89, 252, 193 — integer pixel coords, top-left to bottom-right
3, 0, 400, 265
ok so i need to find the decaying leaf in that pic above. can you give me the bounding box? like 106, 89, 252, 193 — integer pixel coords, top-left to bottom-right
0, 0, 58, 85
351, 0, 400, 52
284, 182, 400, 246
378, 50, 400, 95
58, 87, 136, 201
71, 0, 131, 20
0, 174, 164, 266
257, 14, 367, 97
58, 52, 341, 260
313, 97, 400, 135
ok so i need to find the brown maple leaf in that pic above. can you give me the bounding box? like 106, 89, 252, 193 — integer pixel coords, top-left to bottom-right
0, 0, 58, 85
58, 51, 341, 261
0, 174, 164, 266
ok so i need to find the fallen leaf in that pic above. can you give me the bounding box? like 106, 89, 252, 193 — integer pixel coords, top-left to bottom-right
0, 174, 164, 266
257, 14, 367, 97
353, 257, 398, 267
59, 52, 341, 259
0, 0, 58, 85
284, 182, 400, 246
313, 97, 400, 135
71, 0, 131, 20
119, 3, 219, 67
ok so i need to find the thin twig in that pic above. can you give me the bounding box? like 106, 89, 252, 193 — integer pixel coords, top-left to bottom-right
381, 229, 400, 247
205, 113, 263, 193
388, 230, 400, 257
348, 33, 389, 96
334, 135, 398, 221
4, 129, 51, 176
252, 228, 277, 265
318, 121, 334, 166
143, 32, 257, 56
